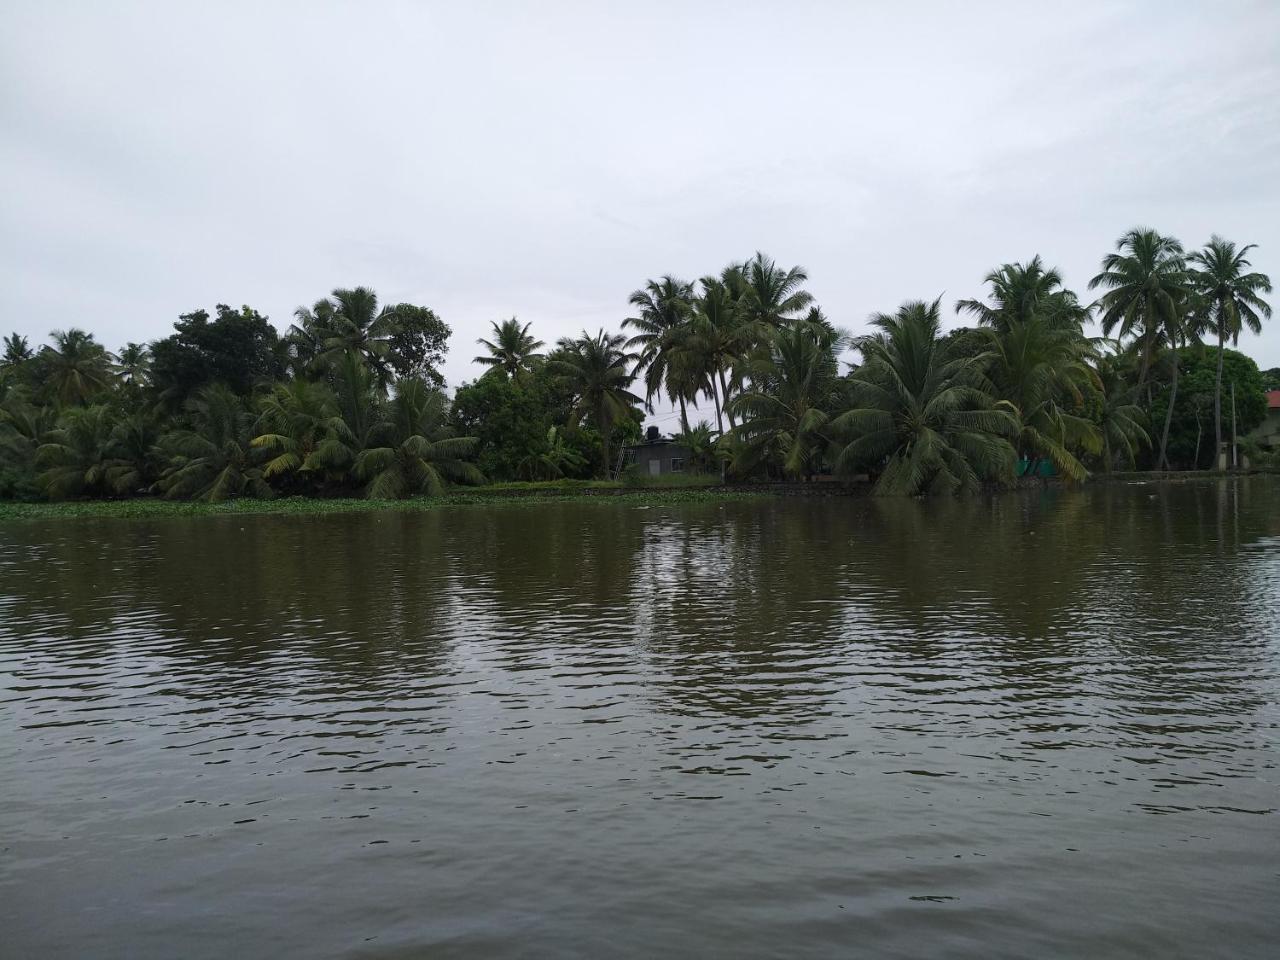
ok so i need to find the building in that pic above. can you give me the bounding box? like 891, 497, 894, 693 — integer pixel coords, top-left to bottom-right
621, 427, 694, 477
1248, 390, 1280, 451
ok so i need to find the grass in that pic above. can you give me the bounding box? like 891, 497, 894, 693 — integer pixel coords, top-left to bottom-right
0, 486, 764, 523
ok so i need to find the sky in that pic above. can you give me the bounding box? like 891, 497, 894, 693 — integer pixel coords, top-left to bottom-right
4, 1, 1279, 431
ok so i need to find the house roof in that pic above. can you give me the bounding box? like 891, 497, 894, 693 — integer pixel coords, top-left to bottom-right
1268, 390, 1280, 410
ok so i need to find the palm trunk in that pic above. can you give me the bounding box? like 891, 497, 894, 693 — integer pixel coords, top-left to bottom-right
710, 378, 725, 435
718, 367, 737, 429
1213, 324, 1225, 471
1103, 433, 1113, 474
678, 395, 689, 435
599, 406, 611, 480
1157, 351, 1179, 471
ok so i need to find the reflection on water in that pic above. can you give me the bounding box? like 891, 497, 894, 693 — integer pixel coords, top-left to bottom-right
2, 479, 1279, 958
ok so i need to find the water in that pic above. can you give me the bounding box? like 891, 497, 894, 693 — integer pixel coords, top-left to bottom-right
2, 481, 1278, 958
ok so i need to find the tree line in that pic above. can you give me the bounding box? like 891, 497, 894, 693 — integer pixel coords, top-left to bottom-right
0, 230, 1273, 501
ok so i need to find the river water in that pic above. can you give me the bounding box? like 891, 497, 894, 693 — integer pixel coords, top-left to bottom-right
2, 480, 1278, 958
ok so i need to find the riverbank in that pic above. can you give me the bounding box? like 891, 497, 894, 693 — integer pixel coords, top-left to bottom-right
0, 487, 770, 522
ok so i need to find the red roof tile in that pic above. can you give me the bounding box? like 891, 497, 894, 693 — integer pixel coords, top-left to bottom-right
1268, 390, 1280, 409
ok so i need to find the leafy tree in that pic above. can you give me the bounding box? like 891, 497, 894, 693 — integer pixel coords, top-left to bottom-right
1148, 347, 1266, 468
832, 299, 1017, 495
1089, 229, 1187, 395
354, 378, 482, 498
37, 329, 115, 407
516, 425, 589, 481
1186, 236, 1272, 467
728, 322, 844, 479
386, 304, 451, 384
1262, 368, 1280, 392
150, 304, 281, 402
549, 330, 643, 477
474, 317, 545, 380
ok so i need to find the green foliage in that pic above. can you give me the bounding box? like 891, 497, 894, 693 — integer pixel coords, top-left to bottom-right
387, 304, 451, 385
1148, 348, 1266, 468
36, 329, 115, 407
150, 304, 281, 403
832, 299, 1017, 495
548, 330, 643, 477
474, 317, 544, 380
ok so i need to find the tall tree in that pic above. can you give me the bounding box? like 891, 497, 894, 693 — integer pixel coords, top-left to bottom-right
956, 256, 1089, 333
386, 304, 451, 385
686, 276, 753, 433
474, 317, 545, 380
548, 330, 642, 477
37, 329, 115, 407
1088, 229, 1187, 396
1186, 236, 1272, 468
832, 299, 1017, 495
150, 304, 281, 402
116, 342, 152, 386
727, 321, 844, 480
739, 252, 814, 328
623, 276, 697, 431
294, 287, 403, 390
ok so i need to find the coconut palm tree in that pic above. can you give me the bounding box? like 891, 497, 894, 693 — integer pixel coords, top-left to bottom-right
105, 411, 163, 494
1093, 348, 1149, 472
831, 299, 1017, 495
671, 421, 720, 474
37, 329, 114, 407
474, 317, 545, 380
1088, 229, 1187, 396
685, 276, 755, 433
1186, 236, 1272, 468
517, 425, 588, 481
354, 378, 482, 498
957, 256, 1090, 333
548, 330, 642, 477
739, 252, 814, 329
302, 351, 384, 487
2, 334, 34, 387
251, 379, 339, 485
35, 405, 119, 499
983, 316, 1100, 481
156, 384, 271, 501
727, 322, 845, 479
294, 287, 403, 390
623, 277, 697, 430
116, 342, 152, 386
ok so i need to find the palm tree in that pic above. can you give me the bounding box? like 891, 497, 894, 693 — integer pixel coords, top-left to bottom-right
957, 256, 1089, 333
983, 316, 1100, 481
354, 378, 482, 498
251, 379, 339, 485
671, 421, 720, 474
105, 411, 163, 494
116, 342, 152, 386
35, 405, 119, 499
1153, 290, 1199, 471
303, 351, 384, 487
548, 330, 642, 477
294, 287, 403, 389
1186, 236, 1272, 468
727, 322, 844, 479
2, 334, 34, 387
739, 252, 814, 328
1093, 348, 1150, 472
1088, 229, 1187, 396
517, 425, 588, 481
831, 299, 1017, 495
686, 276, 754, 433
623, 277, 697, 430
156, 384, 272, 501
38, 329, 114, 407
474, 317, 545, 380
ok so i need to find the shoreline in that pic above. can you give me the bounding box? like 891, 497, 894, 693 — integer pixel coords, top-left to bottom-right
1, 470, 1275, 522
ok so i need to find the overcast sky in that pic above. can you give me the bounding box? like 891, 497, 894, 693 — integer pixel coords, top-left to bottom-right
4, 1, 1279, 426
